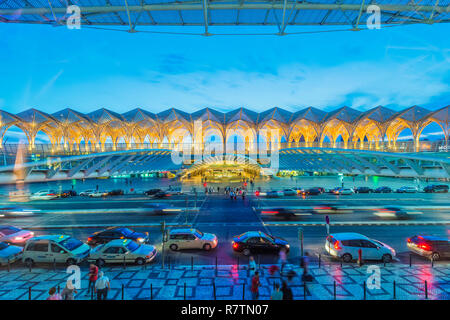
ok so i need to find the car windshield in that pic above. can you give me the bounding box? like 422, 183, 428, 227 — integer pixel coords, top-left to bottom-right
0, 226, 20, 235
125, 241, 139, 252
0, 242, 8, 250
59, 237, 83, 251
194, 230, 204, 238
120, 228, 133, 236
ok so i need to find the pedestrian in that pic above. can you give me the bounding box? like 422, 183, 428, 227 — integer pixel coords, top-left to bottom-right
46, 287, 62, 300
278, 247, 287, 275
250, 271, 261, 300
85, 263, 99, 296
230, 191, 234, 200
281, 281, 293, 300
242, 190, 246, 200
248, 256, 257, 277
271, 283, 283, 300
94, 271, 110, 300
61, 280, 78, 300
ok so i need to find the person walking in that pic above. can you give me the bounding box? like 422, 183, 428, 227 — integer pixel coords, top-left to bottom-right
271, 283, 283, 300
61, 280, 78, 300
94, 271, 110, 300
86, 263, 98, 297
278, 247, 287, 275
301, 251, 313, 282
250, 271, 261, 300
47, 287, 62, 300
281, 281, 293, 300
248, 256, 257, 277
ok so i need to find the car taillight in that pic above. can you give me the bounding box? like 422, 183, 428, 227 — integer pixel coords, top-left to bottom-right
334, 241, 341, 250
261, 211, 279, 214
255, 191, 260, 196
87, 237, 92, 242
47, 193, 55, 196
419, 243, 431, 251
407, 238, 411, 243
232, 242, 239, 249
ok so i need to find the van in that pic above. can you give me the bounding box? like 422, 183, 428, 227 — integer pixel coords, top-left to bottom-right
22, 235, 90, 267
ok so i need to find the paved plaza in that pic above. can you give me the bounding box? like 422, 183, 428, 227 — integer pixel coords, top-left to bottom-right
0, 262, 448, 300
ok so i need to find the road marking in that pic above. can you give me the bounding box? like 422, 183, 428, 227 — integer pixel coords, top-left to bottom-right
263, 220, 450, 227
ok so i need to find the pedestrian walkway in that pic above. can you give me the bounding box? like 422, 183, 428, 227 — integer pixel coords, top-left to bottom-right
0, 262, 448, 300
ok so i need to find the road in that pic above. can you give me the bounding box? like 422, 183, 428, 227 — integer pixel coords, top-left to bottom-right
0, 192, 449, 268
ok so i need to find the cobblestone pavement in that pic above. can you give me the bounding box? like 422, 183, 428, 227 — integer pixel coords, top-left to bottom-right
0, 262, 448, 300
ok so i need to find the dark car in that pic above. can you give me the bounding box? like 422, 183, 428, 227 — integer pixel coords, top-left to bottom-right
354, 187, 372, 193
305, 188, 322, 195
87, 227, 149, 246
423, 185, 449, 193
232, 231, 289, 256
407, 235, 450, 261
260, 208, 296, 220
108, 189, 124, 196
145, 189, 162, 196
152, 191, 172, 199
374, 186, 392, 193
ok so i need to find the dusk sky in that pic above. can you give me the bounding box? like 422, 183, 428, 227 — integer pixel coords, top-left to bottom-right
1, 22, 449, 142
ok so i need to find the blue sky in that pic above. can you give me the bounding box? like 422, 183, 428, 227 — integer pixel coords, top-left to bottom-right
0, 22, 449, 142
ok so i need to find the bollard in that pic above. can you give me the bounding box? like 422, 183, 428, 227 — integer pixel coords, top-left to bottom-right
150, 283, 153, 300
340, 258, 343, 268
191, 256, 193, 271
215, 256, 218, 276
409, 254, 412, 267
363, 281, 366, 300
425, 280, 428, 299
333, 281, 336, 300
53, 259, 56, 272
184, 283, 186, 300
123, 256, 126, 269
28, 287, 31, 300
242, 282, 245, 300
393, 281, 396, 300
431, 256, 434, 268
318, 254, 321, 268
213, 280, 216, 300
121, 284, 124, 300
168, 256, 171, 270
29, 263, 32, 273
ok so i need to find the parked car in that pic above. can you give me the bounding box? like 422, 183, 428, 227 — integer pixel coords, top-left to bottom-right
325, 233, 395, 263
0, 206, 40, 218
167, 228, 218, 251
338, 188, 354, 195
87, 227, 149, 246
305, 188, 322, 195
423, 185, 449, 193
108, 189, 124, 196
407, 235, 450, 261
283, 189, 297, 196
0, 242, 23, 266
354, 187, 372, 193
144, 189, 162, 196
396, 186, 417, 193
79, 190, 96, 197
22, 235, 90, 267
29, 190, 58, 201
372, 206, 422, 220
0, 225, 34, 245
88, 239, 157, 267
232, 231, 289, 256
89, 191, 109, 198
374, 186, 392, 193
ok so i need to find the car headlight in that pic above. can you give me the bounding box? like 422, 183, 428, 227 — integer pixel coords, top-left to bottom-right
137, 238, 145, 243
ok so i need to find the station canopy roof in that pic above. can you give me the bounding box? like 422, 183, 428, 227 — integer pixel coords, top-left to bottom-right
1, 0, 449, 35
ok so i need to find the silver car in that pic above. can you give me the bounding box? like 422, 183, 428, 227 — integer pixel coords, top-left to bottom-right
0, 225, 34, 245
88, 239, 157, 266
0, 242, 23, 266
168, 228, 218, 251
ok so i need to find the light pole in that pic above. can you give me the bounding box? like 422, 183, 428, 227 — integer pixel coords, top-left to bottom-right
298, 227, 304, 257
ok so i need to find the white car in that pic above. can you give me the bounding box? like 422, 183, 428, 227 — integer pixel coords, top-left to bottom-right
167, 228, 218, 251
0, 225, 34, 245
79, 190, 96, 197
88, 239, 157, 266
325, 233, 396, 263
338, 188, 354, 195
29, 190, 58, 201
0, 242, 23, 266
89, 191, 108, 198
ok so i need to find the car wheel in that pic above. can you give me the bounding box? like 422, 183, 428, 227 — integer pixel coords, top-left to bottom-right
243, 248, 251, 256
24, 258, 34, 267
342, 253, 352, 263
66, 258, 77, 266
96, 259, 105, 267
431, 252, 440, 261
382, 254, 392, 263
135, 258, 145, 265
169, 244, 178, 251
203, 243, 212, 251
